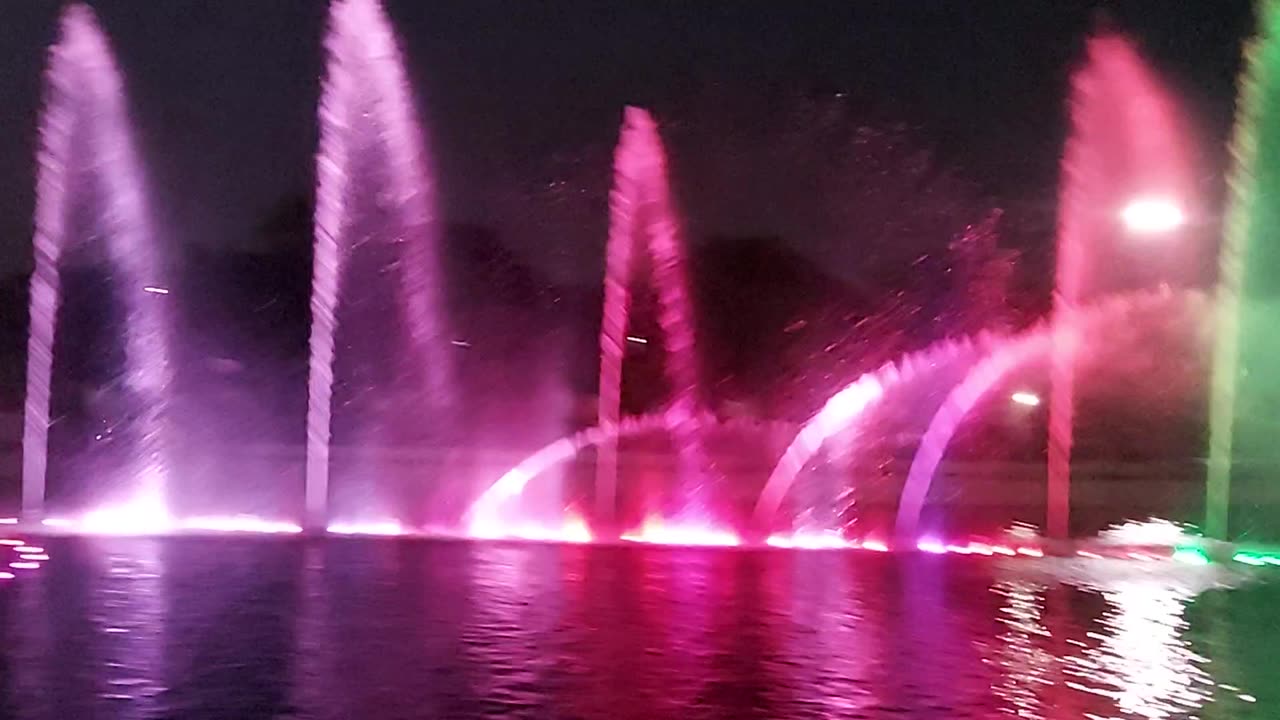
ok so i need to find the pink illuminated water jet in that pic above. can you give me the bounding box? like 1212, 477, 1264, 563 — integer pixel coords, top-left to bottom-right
1049, 32, 1198, 538
596, 108, 709, 527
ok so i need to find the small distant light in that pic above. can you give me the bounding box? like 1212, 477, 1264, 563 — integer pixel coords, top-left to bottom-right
625, 335, 648, 345
1011, 391, 1041, 407
18, 554, 48, 561
142, 286, 170, 295
13, 546, 43, 554
9, 562, 39, 570
861, 540, 889, 552
1120, 197, 1185, 234
450, 340, 471, 348
1240, 694, 1258, 703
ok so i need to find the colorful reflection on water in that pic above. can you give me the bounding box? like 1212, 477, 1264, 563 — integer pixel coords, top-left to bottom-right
0, 538, 1272, 719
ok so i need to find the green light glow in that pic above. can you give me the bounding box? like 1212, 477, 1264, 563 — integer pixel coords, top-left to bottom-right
1172, 547, 1211, 566
1208, 0, 1280, 540
1233, 552, 1269, 566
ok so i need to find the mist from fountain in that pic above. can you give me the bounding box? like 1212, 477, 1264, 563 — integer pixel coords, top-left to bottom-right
21, 4, 172, 526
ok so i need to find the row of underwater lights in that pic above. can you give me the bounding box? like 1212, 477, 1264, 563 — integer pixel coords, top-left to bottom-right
7, 512, 1280, 571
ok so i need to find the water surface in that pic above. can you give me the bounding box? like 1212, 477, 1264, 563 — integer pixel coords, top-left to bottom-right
0, 538, 1273, 719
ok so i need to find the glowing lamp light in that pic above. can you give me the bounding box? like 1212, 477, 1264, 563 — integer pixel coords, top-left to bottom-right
1010, 391, 1041, 407
1120, 197, 1185, 234
0, 572, 14, 580
142, 285, 170, 295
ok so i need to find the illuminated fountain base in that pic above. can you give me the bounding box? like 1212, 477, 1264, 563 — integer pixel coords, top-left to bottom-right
19, 500, 1280, 576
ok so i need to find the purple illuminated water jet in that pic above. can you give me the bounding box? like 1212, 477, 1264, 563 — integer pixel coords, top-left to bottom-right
596, 108, 709, 528
22, 5, 172, 523
305, 0, 449, 530
897, 289, 1207, 542
753, 335, 992, 531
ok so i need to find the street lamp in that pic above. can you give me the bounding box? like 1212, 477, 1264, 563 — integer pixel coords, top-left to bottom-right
1010, 391, 1041, 407
1120, 196, 1185, 235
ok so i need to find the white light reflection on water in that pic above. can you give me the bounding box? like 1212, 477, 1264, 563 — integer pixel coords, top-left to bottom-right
990, 580, 1054, 720
988, 562, 1253, 720
1065, 579, 1215, 719
92, 540, 167, 719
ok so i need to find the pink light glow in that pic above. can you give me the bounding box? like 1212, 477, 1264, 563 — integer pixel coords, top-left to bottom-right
0, 572, 13, 580
917, 539, 948, 554
326, 521, 406, 536
74, 494, 173, 535
0, 518, 16, 525
182, 515, 302, 534
0, 540, 25, 546
621, 516, 740, 547
13, 546, 43, 554
861, 540, 890, 553
18, 554, 49, 561
1017, 547, 1045, 558
766, 531, 851, 550
9, 562, 40, 570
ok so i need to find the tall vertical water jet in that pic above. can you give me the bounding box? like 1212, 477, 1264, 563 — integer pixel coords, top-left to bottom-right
596, 108, 707, 528
1207, 0, 1280, 541
1048, 31, 1195, 537
22, 5, 172, 523
306, 0, 448, 531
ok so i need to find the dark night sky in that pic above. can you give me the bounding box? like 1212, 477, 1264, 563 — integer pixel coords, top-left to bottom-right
0, 0, 1254, 279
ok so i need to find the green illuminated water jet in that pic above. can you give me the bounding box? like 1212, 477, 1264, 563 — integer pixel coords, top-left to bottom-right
1207, 0, 1280, 541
